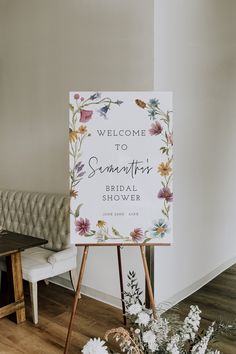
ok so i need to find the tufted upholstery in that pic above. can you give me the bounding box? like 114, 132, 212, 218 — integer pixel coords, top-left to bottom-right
0, 189, 77, 324
0, 190, 70, 251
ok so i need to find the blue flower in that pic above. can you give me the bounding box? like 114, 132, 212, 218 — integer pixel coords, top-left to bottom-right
151, 219, 169, 238
149, 98, 160, 107
89, 92, 101, 100
148, 109, 156, 119
98, 105, 110, 118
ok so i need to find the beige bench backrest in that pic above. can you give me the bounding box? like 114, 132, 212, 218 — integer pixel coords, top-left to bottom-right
0, 190, 70, 251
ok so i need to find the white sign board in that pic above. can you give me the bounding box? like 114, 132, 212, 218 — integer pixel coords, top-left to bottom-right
69, 92, 173, 245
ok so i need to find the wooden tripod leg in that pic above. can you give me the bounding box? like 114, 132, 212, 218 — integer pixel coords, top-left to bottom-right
140, 246, 156, 317
117, 246, 126, 326
64, 246, 89, 354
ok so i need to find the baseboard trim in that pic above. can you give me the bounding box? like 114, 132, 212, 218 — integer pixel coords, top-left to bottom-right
49, 276, 122, 309
159, 255, 236, 312
81, 285, 122, 309
49, 276, 73, 291
49, 255, 236, 311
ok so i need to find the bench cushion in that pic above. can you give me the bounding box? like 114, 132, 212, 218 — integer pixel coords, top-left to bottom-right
0, 246, 77, 283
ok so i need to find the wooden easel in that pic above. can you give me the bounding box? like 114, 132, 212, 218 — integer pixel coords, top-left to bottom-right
64, 244, 156, 354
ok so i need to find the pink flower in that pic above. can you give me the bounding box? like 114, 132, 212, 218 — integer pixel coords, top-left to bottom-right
168, 133, 173, 146
80, 109, 93, 123
74, 93, 80, 100
158, 187, 173, 202
75, 217, 90, 235
130, 228, 144, 242
149, 121, 163, 136
80, 97, 84, 101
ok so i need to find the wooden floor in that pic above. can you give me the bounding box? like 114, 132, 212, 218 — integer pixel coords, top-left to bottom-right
0, 264, 235, 354
168, 263, 236, 354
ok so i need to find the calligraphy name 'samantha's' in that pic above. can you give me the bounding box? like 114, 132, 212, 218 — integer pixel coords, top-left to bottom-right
88, 156, 153, 179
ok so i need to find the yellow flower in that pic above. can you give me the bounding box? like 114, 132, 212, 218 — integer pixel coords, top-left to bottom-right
69, 130, 78, 142
135, 99, 146, 109
158, 162, 172, 176
155, 226, 166, 235
96, 220, 106, 228
78, 125, 88, 135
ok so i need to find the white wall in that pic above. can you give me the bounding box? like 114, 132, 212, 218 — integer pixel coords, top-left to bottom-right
0, 0, 154, 303
0, 0, 153, 194
154, 0, 236, 305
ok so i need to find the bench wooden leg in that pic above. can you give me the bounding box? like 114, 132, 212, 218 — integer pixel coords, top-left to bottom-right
29, 282, 38, 324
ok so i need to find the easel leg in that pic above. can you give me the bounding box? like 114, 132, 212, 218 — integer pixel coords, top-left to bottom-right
145, 246, 154, 308
117, 246, 126, 326
140, 246, 156, 317
64, 246, 89, 354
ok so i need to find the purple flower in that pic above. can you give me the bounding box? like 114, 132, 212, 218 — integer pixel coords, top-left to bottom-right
80, 109, 93, 123
75, 217, 90, 235
77, 171, 86, 178
149, 121, 163, 136
158, 187, 173, 202
75, 162, 86, 178
74, 93, 80, 100
98, 105, 109, 118
130, 228, 144, 242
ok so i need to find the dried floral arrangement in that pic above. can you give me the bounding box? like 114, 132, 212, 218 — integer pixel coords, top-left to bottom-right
82, 272, 235, 354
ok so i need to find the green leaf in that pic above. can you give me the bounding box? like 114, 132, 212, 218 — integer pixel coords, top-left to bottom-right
143, 238, 152, 244
85, 230, 96, 237
69, 104, 74, 112
74, 203, 83, 218
162, 209, 168, 217
112, 227, 120, 236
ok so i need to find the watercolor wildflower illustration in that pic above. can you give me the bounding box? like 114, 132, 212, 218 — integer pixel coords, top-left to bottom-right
69, 92, 123, 198
70, 93, 173, 244
69, 92, 126, 241
135, 97, 173, 239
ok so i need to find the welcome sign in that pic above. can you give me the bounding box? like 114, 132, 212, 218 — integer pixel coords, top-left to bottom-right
69, 92, 173, 245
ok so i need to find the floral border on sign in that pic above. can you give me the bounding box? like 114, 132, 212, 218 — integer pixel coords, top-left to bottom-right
135, 97, 173, 240
69, 93, 173, 243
